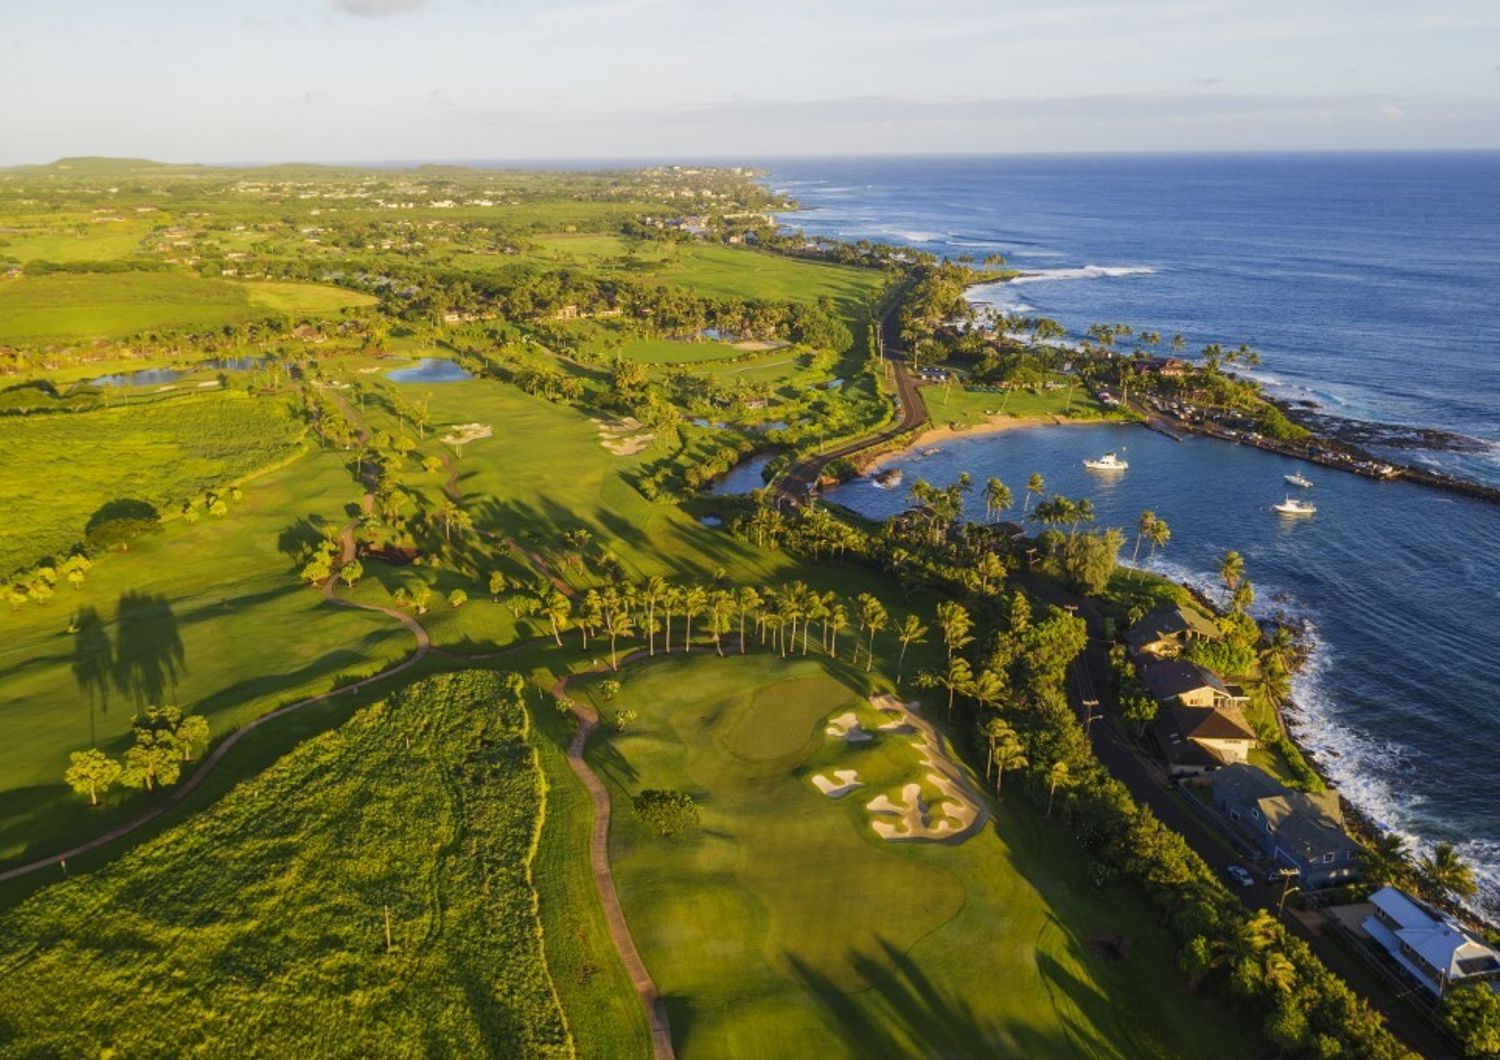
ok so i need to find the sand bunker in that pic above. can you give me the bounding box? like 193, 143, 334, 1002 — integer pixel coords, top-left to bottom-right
811, 769, 864, 798
592, 416, 656, 456
825, 711, 873, 743
862, 697, 986, 844
441, 422, 492, 446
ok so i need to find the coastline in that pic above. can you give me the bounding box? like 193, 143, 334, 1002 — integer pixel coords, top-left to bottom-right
859, 412, 1111, 472
836, 410, 1500, 927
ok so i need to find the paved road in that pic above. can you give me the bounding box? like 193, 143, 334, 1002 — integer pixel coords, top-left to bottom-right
1033, 579, 1454, 1058
775, 297, 928, 505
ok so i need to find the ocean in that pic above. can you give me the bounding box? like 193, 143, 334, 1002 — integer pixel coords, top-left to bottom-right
767, 153, 1500, 913
771, 152, 1500, 483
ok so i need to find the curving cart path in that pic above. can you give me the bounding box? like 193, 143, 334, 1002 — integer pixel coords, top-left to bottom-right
553, 652, 677, 1060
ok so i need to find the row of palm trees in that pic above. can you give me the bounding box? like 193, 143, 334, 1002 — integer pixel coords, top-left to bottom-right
512, 575, 925, 675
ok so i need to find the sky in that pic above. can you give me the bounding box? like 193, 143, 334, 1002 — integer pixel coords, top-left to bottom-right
4, 0, 1499, 165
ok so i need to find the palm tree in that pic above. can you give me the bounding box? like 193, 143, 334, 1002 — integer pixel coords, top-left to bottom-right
1261, 626, 1298, 674
661, 585, 682, 653
735, 586, 761, 654
983, 477, 1012, 523
680, 585, 707, 652
935, 601, 973, 663
994, 731, 1027, 795
858, 593, 888, 671
828, 602, 850, 660
918, 655, 972, 719
1219, 550, 1245, 593
1418, 842, 1478, 904
1358, 832, 1414, 890
1147, 514, 1171, 557
1022, 473, 1045, 515
1132, 509, 1156, 565
965, 668, 1006, 717
543, 589, 571, 647
1046, 759, 1072, 817
641, 576, 666, 656
895, 613, 928, 685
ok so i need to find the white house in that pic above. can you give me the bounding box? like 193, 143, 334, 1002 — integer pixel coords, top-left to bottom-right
1362, 886, 1500, 998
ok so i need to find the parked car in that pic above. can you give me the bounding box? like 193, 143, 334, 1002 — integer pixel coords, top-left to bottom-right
1226, 865, 1255, 887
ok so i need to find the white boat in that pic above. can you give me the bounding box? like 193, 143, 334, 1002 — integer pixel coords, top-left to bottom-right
1273, 497, 1317, 516
1083, 451, 1129, 472
1284, 472, 1313, 489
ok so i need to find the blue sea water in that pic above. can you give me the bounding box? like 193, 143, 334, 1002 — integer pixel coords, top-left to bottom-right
772, 152, 1500, 483
772, 154, 1500, 912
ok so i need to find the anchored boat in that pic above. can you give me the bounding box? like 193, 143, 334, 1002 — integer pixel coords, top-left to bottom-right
1273, 497, 1317, 516
1083, 451, 1129, 472
1285, 472, 1313, 488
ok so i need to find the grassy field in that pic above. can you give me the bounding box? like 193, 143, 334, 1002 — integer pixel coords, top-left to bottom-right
0, 671, 572, 1057
0, 272, 372, 343
0, 390, 303, 575
0, 222, 152, 264
582, 654, 1259, 1059
0, 441, 416, 870
921, 383, 1117, 431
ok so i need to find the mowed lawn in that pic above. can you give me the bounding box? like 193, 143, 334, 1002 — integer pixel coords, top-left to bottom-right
0, 672, 572, 1057
0, 391, 302, 575
0, 272, 373, 343
585, 655, 1259, 1060
0, 443, 416, 871
379, 375, 791, 586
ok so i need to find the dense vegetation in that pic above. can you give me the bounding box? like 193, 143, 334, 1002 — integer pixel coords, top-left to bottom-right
0, 156, 1455, 1059
0, 671, 571, 1057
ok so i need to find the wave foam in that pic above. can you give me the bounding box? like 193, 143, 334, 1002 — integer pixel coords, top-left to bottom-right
1008, 264, 1158, 285
1131, 554, 1500, 918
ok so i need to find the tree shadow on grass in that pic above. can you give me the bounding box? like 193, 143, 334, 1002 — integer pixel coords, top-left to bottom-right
787, 936, 1075, 1059
111, 590, 185, 712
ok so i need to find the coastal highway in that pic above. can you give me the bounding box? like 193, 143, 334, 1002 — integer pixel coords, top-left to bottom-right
775, 360, 926, 503
1036, 578, 1458, 1059
775, 290, 929, 505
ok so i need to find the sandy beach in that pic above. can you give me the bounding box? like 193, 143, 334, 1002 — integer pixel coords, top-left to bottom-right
861, 413, 1108, 472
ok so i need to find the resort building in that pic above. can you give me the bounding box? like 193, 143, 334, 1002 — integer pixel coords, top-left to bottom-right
1361, 886, 1500, 999
1209, 764, 1358, 887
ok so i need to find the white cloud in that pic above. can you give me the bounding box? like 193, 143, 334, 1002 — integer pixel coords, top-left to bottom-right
329, 0, 424, 17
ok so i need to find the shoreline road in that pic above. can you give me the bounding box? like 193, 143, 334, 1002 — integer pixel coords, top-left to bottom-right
776, 297, 929, 505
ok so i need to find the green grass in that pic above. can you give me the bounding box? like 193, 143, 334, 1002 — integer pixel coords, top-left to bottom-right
922, 383, 1116, 431
371, 375, 791, 586
611, 336, 747, 364
0, 391, 303, 576
584, 653, 1260, 1059
0, 671, 572, 1056
0, 442, 416, 870
0, 223, 151, 264
0, 272, 371, 343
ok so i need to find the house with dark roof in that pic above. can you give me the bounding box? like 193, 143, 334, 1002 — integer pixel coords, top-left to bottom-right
1362, 886, 1500, 998
1127, 605, 1220, 659
1142, 659, 1257, 776
1154, 702, 1257, 776
1210, 764, 1358, 887
1141, 659, 1244, 710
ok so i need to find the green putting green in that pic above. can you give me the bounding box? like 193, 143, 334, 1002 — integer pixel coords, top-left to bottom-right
586, 653, 1259, 1059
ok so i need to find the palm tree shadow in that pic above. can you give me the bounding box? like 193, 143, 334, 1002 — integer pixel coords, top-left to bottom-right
786, 936, 1071, 1058
110, 590, 186, 711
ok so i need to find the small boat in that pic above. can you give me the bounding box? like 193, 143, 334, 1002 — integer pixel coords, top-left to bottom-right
1083, 451, 1129, 472
1284, 472, 1313, 489
1273, 497, 1317, 516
